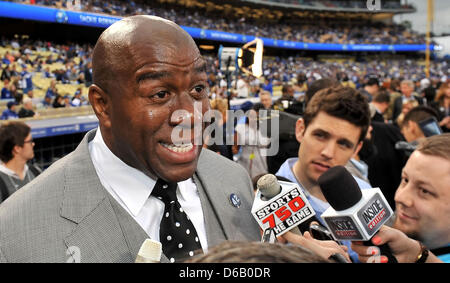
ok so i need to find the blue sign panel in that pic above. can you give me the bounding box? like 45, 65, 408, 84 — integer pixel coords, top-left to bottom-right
0, 1, 436, 52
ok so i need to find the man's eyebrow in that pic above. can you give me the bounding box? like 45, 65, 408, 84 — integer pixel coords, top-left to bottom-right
137, 71, 172, 84
313, 128, 355, 148
194, 62, 207, 74
338, 138, 355, 149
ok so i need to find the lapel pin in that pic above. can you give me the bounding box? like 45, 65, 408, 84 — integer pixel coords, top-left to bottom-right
229, 194, 241, 208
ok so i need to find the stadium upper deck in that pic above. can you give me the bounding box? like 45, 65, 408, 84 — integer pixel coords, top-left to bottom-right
4, 0, 426, 47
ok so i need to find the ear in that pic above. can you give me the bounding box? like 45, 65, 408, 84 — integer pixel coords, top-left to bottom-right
295, 118, 305, 143
12, 145, 22, 157
353, 141, 363, 158
410, 121, 425, 138
89, 84, 111, 129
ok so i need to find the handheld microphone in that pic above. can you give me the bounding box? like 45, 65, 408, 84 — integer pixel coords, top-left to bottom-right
395, 141, 417, 155
135, 239, 162, 263
318, 166, 397, 263
251, 174, 316, 238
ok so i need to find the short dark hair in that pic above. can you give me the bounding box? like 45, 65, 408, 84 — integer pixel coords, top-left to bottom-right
0, 121, 31, 163
401, 106, 438, 129
366, 77, 379, 87
304, 86, 370, 143
305, 78, 340, 106
373, 90, 391, 104
184, 241, 330, 263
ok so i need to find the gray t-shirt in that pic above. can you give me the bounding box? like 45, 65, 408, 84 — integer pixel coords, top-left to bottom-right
0, 167, 38, 203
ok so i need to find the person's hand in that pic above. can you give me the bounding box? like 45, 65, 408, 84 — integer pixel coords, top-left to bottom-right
351, 225, 421, 263
281, 231, 351, 263
439, 116, 450, 129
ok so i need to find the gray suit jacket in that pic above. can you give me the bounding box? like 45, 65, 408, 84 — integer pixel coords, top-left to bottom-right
0, 130, 260, 263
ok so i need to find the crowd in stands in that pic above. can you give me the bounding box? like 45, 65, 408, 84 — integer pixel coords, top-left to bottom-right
0, 37, 92, 119
11, 0, 426, 45
1, 35, 449, 124
265, 0, 412, 10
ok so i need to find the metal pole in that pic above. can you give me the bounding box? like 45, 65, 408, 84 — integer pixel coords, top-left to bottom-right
425, 0, 434, 78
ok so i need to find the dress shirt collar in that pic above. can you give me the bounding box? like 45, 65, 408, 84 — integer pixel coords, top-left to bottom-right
89, 130, 156, 217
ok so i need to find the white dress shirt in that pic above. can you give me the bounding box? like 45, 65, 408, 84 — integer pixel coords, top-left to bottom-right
88, 129, 208, 252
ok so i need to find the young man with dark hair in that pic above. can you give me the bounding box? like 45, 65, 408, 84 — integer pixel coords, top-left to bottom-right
370, 90, 391, 123
276, 85, 372, 262
0, 121, 40, 203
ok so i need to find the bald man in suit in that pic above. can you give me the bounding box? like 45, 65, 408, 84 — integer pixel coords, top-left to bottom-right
0, 16, 259, 263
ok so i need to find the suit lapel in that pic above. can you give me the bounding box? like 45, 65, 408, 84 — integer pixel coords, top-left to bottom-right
194, 150, 255, 246
60, 130, 149, 263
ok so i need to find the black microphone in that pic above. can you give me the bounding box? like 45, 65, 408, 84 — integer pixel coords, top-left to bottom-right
318, 166, 398, 263
395, 141, 418, 156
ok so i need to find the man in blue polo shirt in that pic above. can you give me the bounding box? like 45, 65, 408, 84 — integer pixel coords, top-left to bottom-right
1, 102, 19, 120
276, 85, 372, 262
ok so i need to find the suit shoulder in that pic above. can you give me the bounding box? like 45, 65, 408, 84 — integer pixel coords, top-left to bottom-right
199, 148, 248, 175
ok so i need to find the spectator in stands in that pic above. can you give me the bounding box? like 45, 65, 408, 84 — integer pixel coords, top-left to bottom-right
258, 90, 273, 110
0, 121, 40, 204
431, 80, 450, 132
262, 77, 273, 95
235, 107, 270, 180
360, 77, 379, 103
1, 64, 14, 81
369, 90, 390, 123
42, 67, 54, 79
52, 94, 65, 108
18, 97, 37, 118
25, 90, 40, 107
41, 95, 53, 108
386, 80, 402, 120
1, 79, 13, 100
0, 102, 18, 120
46, 79, 58, 98
71, 88, 82, 107
393, 80, 423, 124
276, 86, 371, 262
400, 106, 440, 143
207, 98, 234, 160
83, 61, 93, 87
274, 84, 303, 115
235, 74, 250, 99
19, 65, 33, 94
63, 95, 72, 107
393, 134, 450, 261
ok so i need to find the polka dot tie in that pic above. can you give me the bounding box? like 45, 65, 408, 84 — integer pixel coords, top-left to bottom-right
151, 179, 202, 263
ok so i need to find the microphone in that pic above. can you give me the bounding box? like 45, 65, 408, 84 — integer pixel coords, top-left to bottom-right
135, 239, 162, 263
251, 174, 316, 239
395, 141, 418, 156
318, 166, 397, 263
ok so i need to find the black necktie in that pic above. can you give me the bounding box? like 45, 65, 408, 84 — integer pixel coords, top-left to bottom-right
151, 179, 202, 262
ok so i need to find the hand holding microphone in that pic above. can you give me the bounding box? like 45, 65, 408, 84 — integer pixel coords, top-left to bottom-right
252, 174, 350, 262
351, 226, 443, 263
318, 166, 398, 263
282, 229, 351, 263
